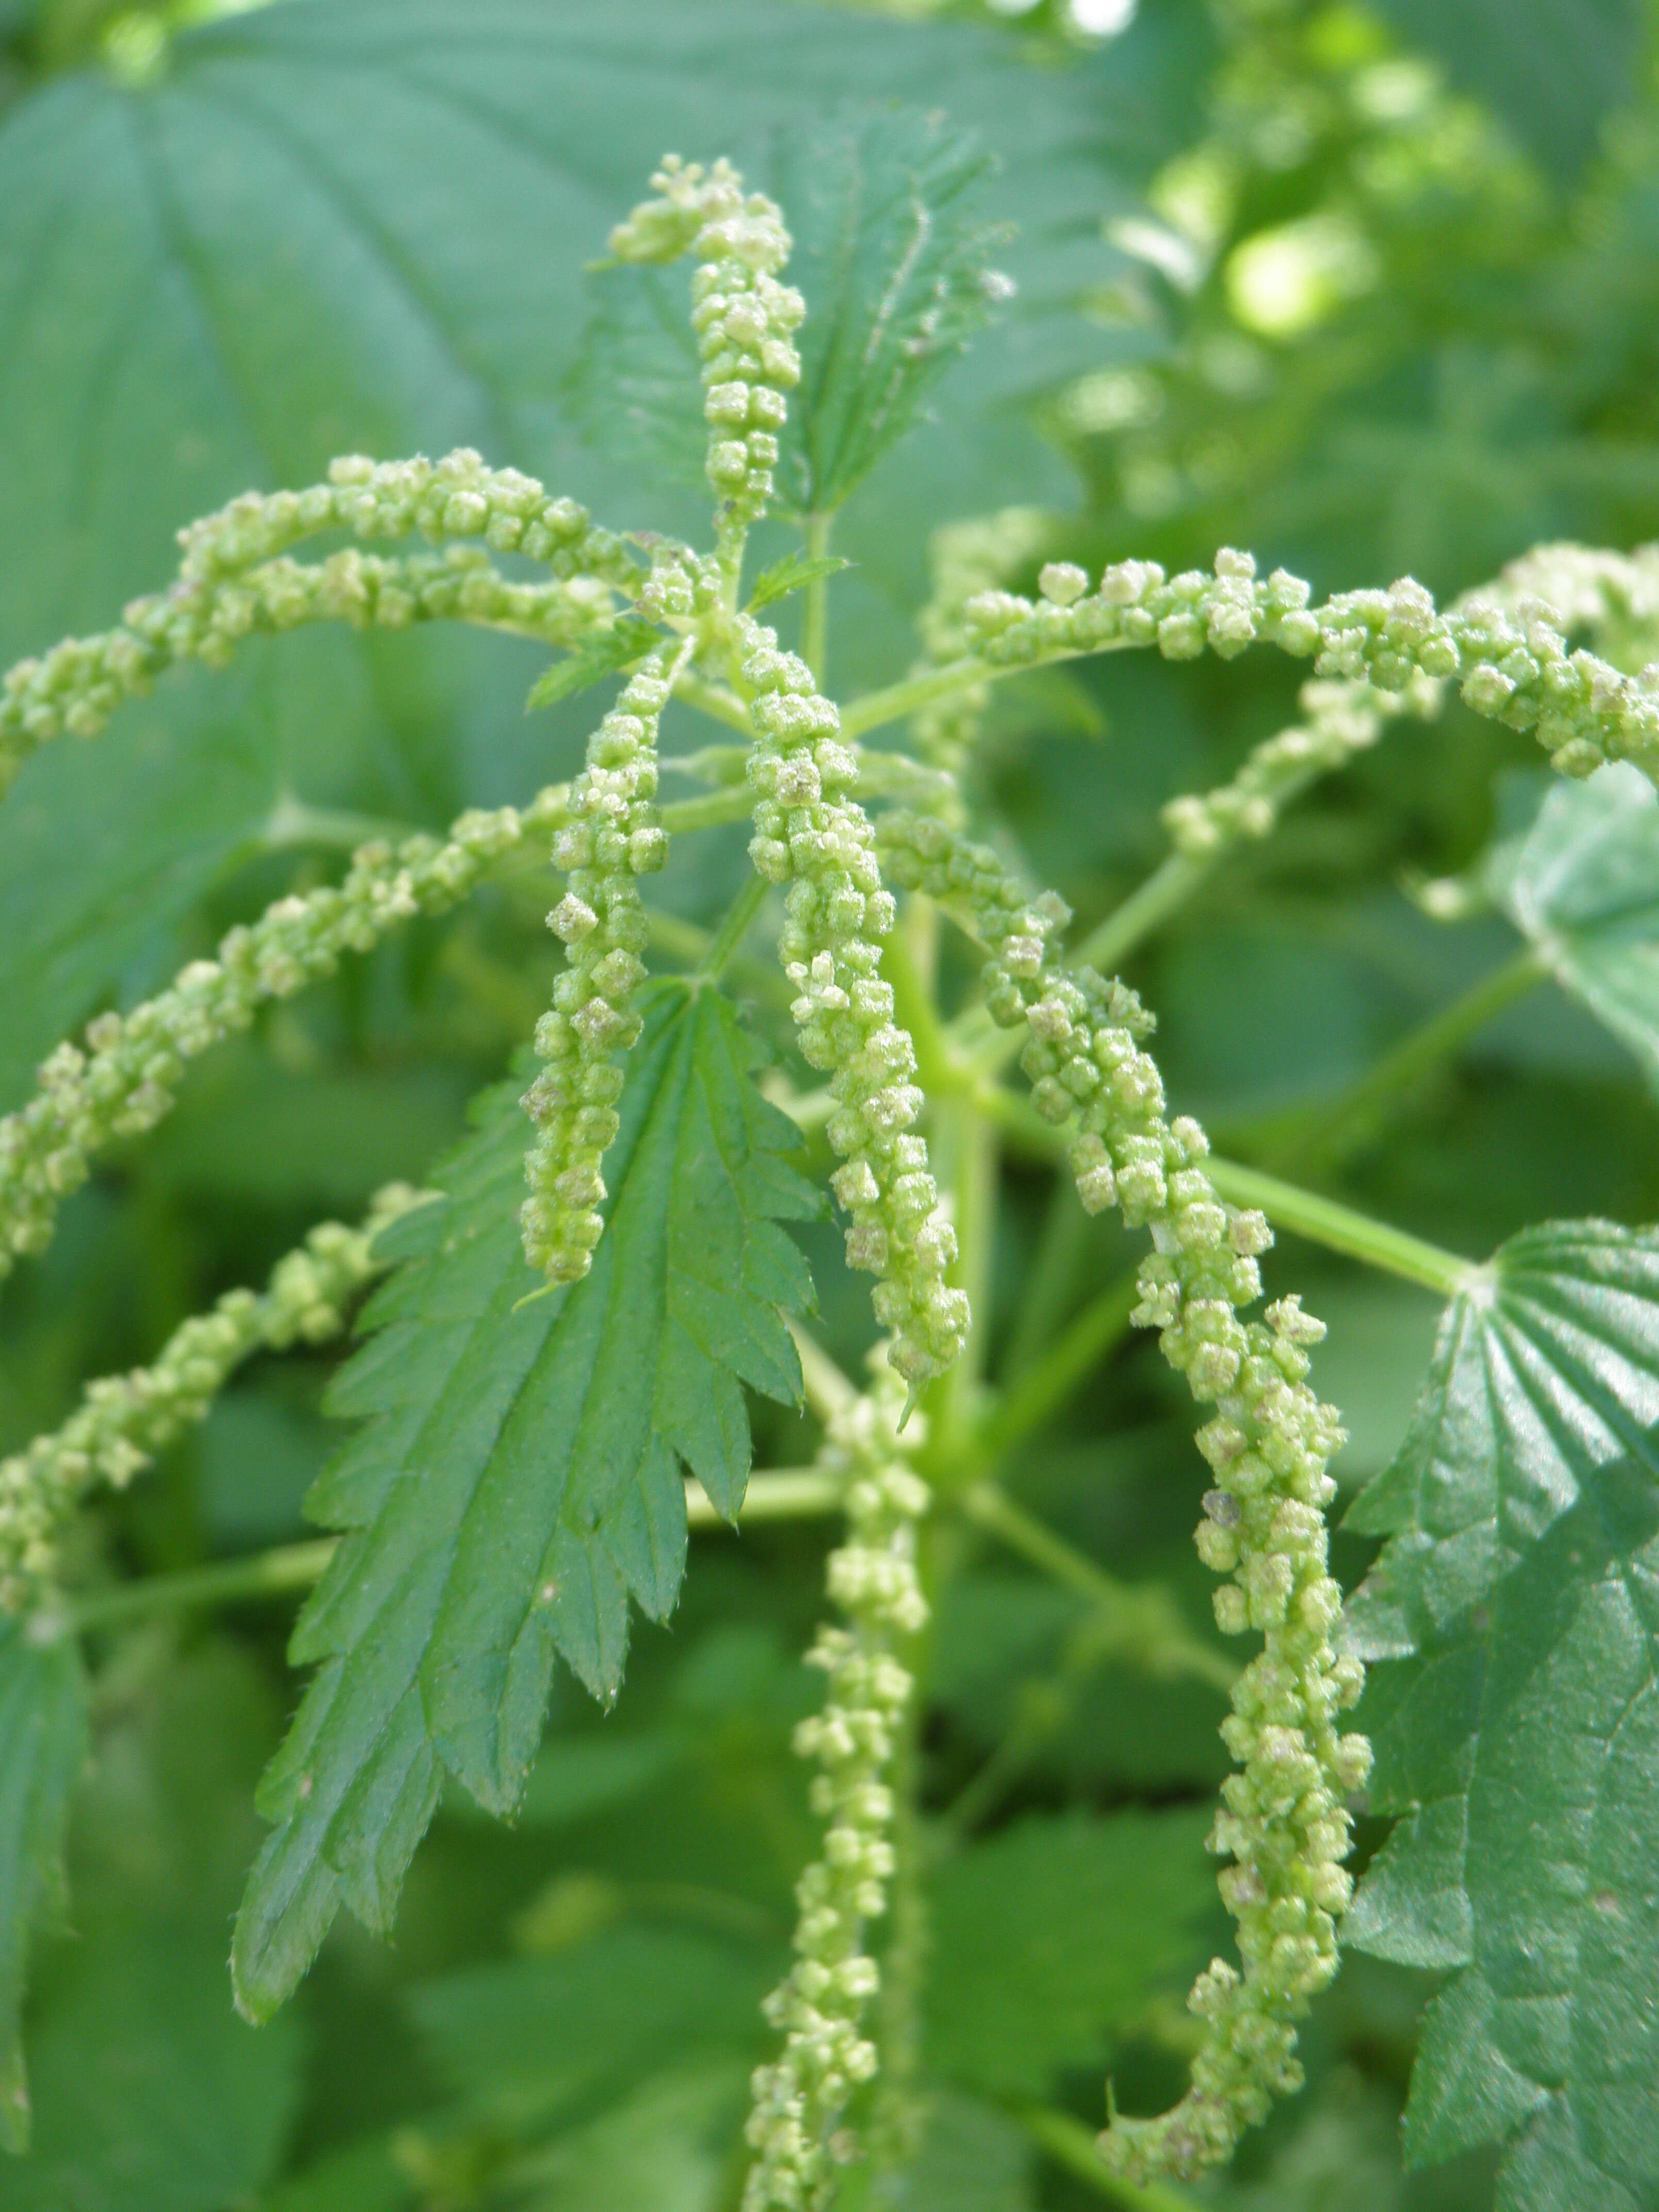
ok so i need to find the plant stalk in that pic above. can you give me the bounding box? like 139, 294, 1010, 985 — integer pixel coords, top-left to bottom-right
801, 513, 833, 688
1258, 945, 1547, 1174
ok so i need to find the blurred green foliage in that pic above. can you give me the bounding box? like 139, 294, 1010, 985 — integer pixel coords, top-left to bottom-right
4, 0, 1659, 2205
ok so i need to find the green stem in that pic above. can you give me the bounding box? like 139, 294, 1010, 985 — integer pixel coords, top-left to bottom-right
842, 643, 1105, 741
1205, 1156, 1475, 1296
1259, 946, 1547, 1175
68, 1539, 338, 1632
1072, 851, 1210, 978
971, 1081, 1475, 1296
933, 1087, 999, 1460
801, 514, 832, 688
672, 673, 755, 736
61, 1471, 844, 1635
976, 1268, 1139, 1466
1014, 2104, 1201, 2212
697, 872, 770, 982
958, 1481, 1234, 1693
658, 787, 758, 834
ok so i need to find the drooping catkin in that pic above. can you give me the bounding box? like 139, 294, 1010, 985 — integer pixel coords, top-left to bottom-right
0, 1183, 422, 1607
519, 644, 681, 1281
740, 617, 968, 1388
0, 449, 636, 789
880, 810, 1368, 2180
744, 1371, 927, 2212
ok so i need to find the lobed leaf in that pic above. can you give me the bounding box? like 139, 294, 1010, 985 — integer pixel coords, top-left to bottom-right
1490, 761, 1659, 1095
232, 980, 818, 2021
526, 615, 663, 709
1344, 1219, 1659, 2208
0, 1621, 83, 2154
745, 548, 852, 614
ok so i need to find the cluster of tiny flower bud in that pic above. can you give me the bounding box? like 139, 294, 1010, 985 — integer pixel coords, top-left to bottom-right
609, 157, 804, 553
0, 451, 636, 791
1161, 671, 1440, 858
877, 808, 1368, 2180
907, 507, 1053, 775
0, 1182, 421, 1606
1484, 540, 1659, 672
521, 642, 681, 1280
745, 1373, 928, 2212
738, 614, 968, 1385
0, 790, 561, 1278
954, 546, 1659, 793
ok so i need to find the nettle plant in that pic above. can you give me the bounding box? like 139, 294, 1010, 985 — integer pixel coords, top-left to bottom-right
5, 133, 1659, 2212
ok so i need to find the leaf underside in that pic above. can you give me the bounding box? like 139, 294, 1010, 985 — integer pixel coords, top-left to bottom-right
1344, 1219, 1659, 2210
1491, 762, 1659, 1095
231, 980, 818, 2022
0, 1623, 85, 2153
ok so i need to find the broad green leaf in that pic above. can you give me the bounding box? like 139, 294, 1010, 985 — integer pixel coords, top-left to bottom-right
0, 0, 1159, 658
0, 1622, 83, 2153
573, 109, 1018, 525
12, 1639, 303, 2204
1489, 762, 1659, 1095
1344, 1220, 1659, 2208
1372, 0, 1644, 180
9, 1917, 304, 2212
526, 616, 662, 710
773, 109, 1006, 520
232, 980, 818, 2021
924, 1807, 1218, 2099
898, 2091, 1037, 2212
409, 1923, 773, 2124
746, 548, 852, 614
0, 0, 1159, 1084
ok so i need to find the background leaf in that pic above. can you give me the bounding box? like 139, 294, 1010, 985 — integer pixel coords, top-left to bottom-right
232, 979, 818, 2021
1370, 0, 1646, 180
923, 1807, 1218, 2100
0, 1621, 83, 2152
1344, 1220, 1659, 2207
1489, 762, 1659, 1096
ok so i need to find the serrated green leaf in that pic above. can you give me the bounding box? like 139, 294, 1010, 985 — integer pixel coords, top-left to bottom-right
1344, 1220, 1659, 2208
526, 617, 661, 710
0, 1622, 83, 2154
924, 1808, 1217, 2100
574, 109, 1005, 527
232, 980, 817, 2021
745, 549, 852, 614
771, 109, 1005, 518
1489, 763, 1659, 1095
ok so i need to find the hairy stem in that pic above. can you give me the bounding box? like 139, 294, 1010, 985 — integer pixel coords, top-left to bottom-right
1202, 1159, 1475, 1296
56, 1468, 847, 1635
801, 514, 833, 688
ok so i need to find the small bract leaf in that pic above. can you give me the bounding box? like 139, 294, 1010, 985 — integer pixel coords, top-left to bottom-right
746, 549, 852, 614
231, 982, 818, 2021
526, 616, 662, 709
1345, 1218, 1659, 2209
